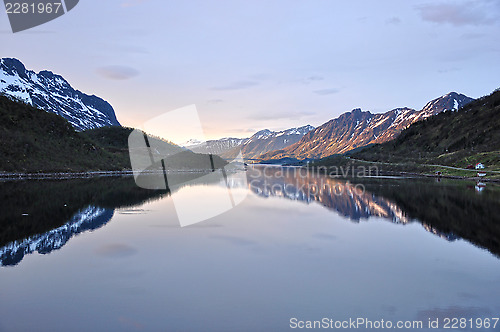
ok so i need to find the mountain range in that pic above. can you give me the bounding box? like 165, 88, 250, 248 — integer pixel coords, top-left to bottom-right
0, 57, 480, 166
259, 92, 474, 161
0, 58, 120, 131
186, 125, 314, 160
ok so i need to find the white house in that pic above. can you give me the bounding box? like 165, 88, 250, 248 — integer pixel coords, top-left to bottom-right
475, 163, 485, 170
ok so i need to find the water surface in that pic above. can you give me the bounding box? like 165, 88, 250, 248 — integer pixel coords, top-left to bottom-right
0, 167, 499, 331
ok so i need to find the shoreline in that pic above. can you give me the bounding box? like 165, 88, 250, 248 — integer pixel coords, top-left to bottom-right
302, 166, 500, 183
0, 170, 136, 181
0, 169, 237, 181
377, 170, 500, 183
1, 167, 498, 183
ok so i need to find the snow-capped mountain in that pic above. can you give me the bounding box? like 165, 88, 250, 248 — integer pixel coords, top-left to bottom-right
186, 125, 314, 159
223, 125, 315, 159
185, 137, 247, 155
414, 92, 474, 121
260, 92, 474, 160
0, 58, 120, 131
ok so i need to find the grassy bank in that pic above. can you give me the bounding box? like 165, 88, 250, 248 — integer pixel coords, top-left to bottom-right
306, 154, 500, 181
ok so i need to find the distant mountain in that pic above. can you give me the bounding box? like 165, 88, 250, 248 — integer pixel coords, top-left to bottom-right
223, 125, 315, 159
187, 125, 314, 160
0, 58, 120, 131
417, 92, 474, 120
352, 89, 500, 166
260, 92, 474, 161
186, 137, 247, 156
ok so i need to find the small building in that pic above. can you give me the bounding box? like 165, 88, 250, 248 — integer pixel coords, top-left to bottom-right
475, 163, 485, 170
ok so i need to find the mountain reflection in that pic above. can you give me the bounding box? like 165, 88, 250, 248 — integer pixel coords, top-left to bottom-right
248, 167, 411, 224
0, 207, 113, 266
0, 177, 168, 266
248, 166, 500, 256
0, 172, 240, 266
1, 167, 499, 266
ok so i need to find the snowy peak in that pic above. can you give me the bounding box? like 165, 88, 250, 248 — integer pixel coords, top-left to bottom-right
251, 129, 273, 140
248, 125, 315, 142
0, 58, 120, 131
418, 92, 474, 120
222, 125, 315, 159
283, 124, 315, 135
1, 58, 28, 79
185, 137, 247, 155
181, 138, 204, 146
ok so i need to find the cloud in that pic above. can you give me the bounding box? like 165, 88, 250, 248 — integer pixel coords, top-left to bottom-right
416, 1, 499, 26
94, 243, 138, 258
96, 65, 139, 80
386, 17, 401, 25
207, 99, 224, 104
460, 32, 486, 39
313, 88, 340, 95
210, 80, 259, 91
210, 235, 257, 246
247, 110, 314, 121
230, 128, 256, 133
307, 75, 324, 81
300, 75, 325, 85
313, 233, 337, 241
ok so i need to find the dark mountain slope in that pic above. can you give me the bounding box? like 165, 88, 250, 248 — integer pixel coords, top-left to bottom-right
0, 96, 226, 172
0, 95, 125, 172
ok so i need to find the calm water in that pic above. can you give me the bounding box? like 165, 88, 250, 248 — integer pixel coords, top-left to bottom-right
0, 167, 499, 331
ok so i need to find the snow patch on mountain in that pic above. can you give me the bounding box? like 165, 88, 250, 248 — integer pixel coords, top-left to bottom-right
0, 58, 121, 131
